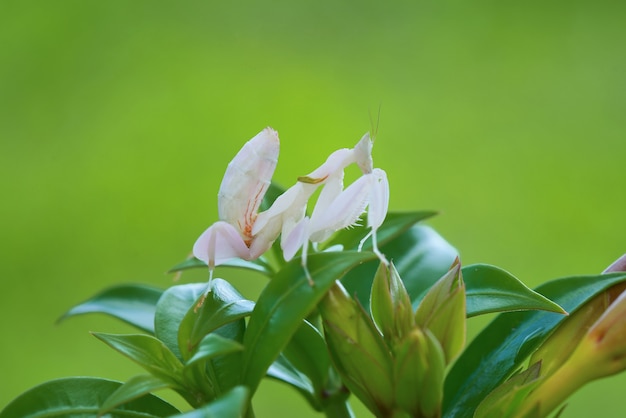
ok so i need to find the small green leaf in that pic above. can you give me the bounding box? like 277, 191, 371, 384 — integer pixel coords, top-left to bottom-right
168, 386, 250, 418
443, 272, 626, 418
463, 264, 565, 317
186, 334, 244, 367
155, 283, 207, 360
153, 283, 245, 399
279, 320, 331, 398
0, 377, 179, 418
343, 225, 458, 309
168, 256, 272, 275
92, 333, 184, 386
100, 375, 172, 415
58, 284, 163, 334
178, 278, 254, 360
267, 354, 318, 408
241, 251, 374, 394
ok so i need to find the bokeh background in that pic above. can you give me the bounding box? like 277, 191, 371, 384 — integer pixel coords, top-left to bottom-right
1, 1, 624, 416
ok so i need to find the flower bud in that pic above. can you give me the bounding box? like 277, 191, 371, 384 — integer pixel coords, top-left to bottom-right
319, 282, 394, 416
370, 262, 415, 345
529, 282, 626, 378
393, 328, 445, 418
414, 259, 466, 365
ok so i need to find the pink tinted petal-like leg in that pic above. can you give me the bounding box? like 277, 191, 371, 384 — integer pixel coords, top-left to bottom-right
281, 216, 309, 262
192, 221, 251, 276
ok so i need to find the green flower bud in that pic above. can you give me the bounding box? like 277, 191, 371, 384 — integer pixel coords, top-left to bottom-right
393, 328, 445, 418
370, 262, 415, 345
414, 258, 466, 365
320, 282, 395, 416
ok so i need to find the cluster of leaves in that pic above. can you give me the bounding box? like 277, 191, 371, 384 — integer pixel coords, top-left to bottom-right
2, 184, 626, 418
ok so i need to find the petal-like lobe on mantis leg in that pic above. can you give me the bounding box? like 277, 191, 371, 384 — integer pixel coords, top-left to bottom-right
281, 216, 310, 261
299, 148, 355, 183
367, 168, 389, 229
218, 128, 279, 241
193, 221, 251, 266
308, 175, 370, 242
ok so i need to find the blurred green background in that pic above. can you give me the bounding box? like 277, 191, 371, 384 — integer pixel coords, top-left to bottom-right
1, 1, 624, 416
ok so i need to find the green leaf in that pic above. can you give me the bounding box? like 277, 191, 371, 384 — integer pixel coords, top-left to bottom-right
0, 377, 179, 418
168, 386, 249, 418
100, 375, 172, 415
267, 354, 318, 408
463, 264, 565, 317
155, 283, 207, 360
241, 251, 374, 394
279, 320, 331, 398
325, 211, 437, 251
443, 271, 626, 418
92, 333, 184, 386
186, 334, 244, 367
152, 283, 245, 399
168, 256, 272, 276
266, 320, 336, 411
473, 362, 542, 418
58, 284, 163, 334
342, 225, 458, 308
178, 278, 254, 360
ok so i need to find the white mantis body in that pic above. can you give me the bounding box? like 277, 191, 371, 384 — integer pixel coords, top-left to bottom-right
193, 128, 389, 286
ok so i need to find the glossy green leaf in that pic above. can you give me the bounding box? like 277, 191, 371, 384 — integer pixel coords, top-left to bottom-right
241, 251, 374, 394
168, 256, 272, 276
153, 282, 246, 399
178, 278, 254, 360
463, 264, 565, 317
268, 354, 318, 408
92, 332, 184, 386
58, 284, 163, 334
100, 375, 172, 415
473, 362, 542, 418
168, 386, 249, 418
0, 377, 179, 418
324, 211, 437, 251
342, 225, 458, 308
443, 272, 626, 418
266, 319, 336, 410
155, 283, 207, 360
280, 320, 330, 398
186, 334, 244, 367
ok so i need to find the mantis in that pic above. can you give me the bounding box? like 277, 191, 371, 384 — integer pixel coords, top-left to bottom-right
193, 127, 389, 286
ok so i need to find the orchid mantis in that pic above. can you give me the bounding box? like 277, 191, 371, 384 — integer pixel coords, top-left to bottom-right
193, 127, 389, 287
